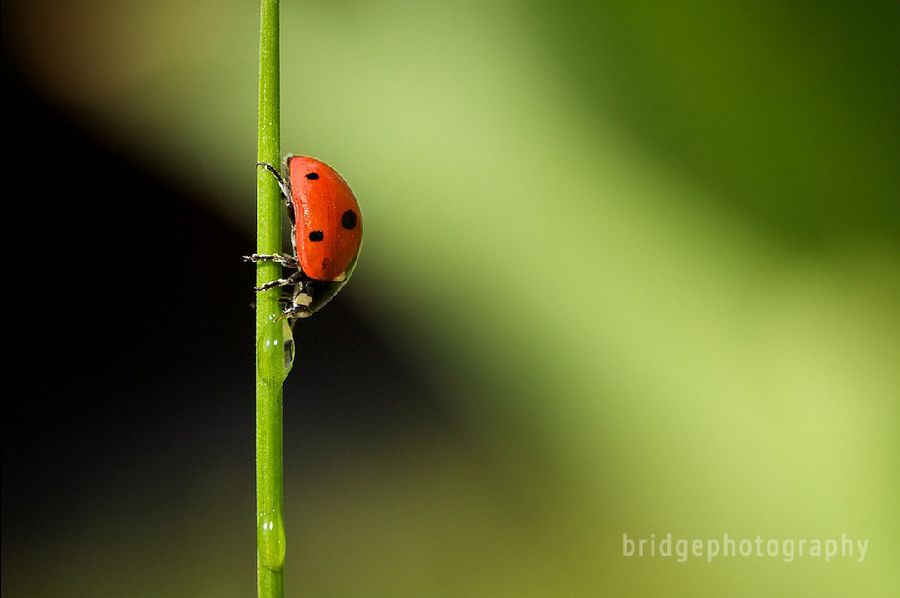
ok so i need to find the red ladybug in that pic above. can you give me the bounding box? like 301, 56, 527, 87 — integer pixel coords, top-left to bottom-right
246, 156, 363, 319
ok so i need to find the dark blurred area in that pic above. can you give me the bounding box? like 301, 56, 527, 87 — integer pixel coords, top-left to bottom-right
2, 57, 456, 596
540, 1, 900, 247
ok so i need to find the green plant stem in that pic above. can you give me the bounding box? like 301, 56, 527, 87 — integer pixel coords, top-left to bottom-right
255, 1, 285, 598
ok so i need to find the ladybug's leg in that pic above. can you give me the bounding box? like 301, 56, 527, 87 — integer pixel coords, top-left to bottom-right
256, 162, 291, 200
243, 253, 298, 268
254, 270, 304, 292
256, 161, 297, 226
282, 304, 311, 320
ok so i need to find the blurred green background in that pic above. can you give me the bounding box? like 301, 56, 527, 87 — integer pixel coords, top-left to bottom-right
2, 0, 898, 596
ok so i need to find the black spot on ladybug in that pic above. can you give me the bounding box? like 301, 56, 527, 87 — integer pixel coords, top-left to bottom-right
308, 230, 324, 242
305, 172, 319, 180
341, 209, 358, 230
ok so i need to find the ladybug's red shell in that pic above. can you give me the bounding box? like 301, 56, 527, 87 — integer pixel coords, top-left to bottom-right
287, 156, 363, 282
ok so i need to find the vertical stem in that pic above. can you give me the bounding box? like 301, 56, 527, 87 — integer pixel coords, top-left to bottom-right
256, 1, 285, 598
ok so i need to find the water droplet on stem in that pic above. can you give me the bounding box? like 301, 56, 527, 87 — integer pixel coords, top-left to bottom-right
257, 509, 286, 571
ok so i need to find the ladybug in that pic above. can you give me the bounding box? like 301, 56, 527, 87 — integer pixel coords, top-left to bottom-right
245, 156, 363, 320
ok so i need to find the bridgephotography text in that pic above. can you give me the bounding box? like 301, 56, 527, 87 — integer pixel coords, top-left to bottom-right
622, 533, 869, 563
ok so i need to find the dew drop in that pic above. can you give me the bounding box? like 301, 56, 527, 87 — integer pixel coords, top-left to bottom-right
281, 319, 295, 378
258, 318, 296, 383
257, 509, 286, 571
